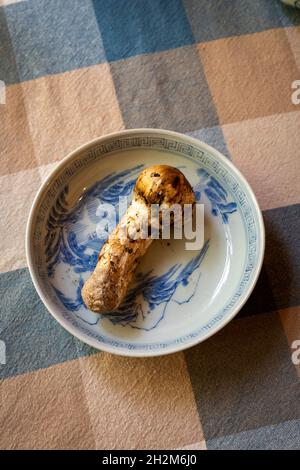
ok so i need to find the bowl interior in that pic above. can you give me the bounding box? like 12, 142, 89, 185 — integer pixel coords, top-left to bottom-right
27, 131, 264, 356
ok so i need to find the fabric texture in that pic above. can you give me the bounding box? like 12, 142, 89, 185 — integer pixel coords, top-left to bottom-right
0, 0, 300, 450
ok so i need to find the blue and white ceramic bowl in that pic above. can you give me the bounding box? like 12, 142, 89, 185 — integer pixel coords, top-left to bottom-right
26, 129, 265, 357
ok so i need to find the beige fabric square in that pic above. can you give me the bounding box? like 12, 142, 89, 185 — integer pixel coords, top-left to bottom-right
0, 83, 36, 176
198, 28, 299, 124
22, 64, 124, 166
285, 26, 300, 71
38, 162, 59, 182
222, 111, 300, 210
0, 167, 41, 273
78, 352, 204, 450
0, 360, 95, 449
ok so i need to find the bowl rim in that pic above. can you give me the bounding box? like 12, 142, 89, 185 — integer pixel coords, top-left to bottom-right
26, 128, 265, 357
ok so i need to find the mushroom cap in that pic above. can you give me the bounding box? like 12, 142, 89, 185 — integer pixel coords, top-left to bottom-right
134, 165, 195, 206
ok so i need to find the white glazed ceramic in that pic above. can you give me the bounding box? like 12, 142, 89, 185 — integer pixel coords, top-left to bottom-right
26, 129, 265, 357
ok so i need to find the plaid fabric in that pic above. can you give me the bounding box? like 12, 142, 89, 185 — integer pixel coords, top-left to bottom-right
0, 0, 300, 450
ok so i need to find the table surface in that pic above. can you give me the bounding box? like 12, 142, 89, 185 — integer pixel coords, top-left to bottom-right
0, 0, 300, 450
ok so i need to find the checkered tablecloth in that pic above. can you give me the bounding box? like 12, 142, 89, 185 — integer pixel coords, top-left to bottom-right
0, 0, 300, 450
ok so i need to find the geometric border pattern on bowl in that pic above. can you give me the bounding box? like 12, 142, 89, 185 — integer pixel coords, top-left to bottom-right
26, 129, 265, 356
